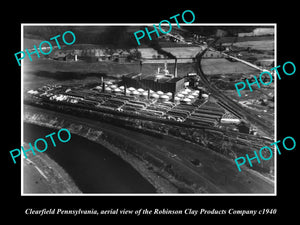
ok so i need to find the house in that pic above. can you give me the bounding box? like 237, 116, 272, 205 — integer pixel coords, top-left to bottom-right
53, 51, 67, 60
65, 53, 76, 62
112, 52, 120, 61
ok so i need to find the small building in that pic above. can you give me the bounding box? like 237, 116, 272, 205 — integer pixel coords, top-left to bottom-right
65, 53, 76, 62
53, 51, 67, 61
237, 121, 250, 134
112, 52, 120, 61
118, 56, 127, 63
221, 111, 241, 124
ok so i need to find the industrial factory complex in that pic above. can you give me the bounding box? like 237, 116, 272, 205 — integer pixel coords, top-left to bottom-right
25, 59, 243, 130
23, 25, 275, 194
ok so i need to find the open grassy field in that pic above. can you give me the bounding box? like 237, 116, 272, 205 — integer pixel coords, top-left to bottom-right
201, 58, 260, 75
24, 58, 140, 75
24, 58, 196, 76
234, 40, 274, 51
217, 35, 274, 44
139, 46, 202, 58
162, 46, 202, 58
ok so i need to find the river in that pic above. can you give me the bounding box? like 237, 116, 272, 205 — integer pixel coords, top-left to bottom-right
23, 123, 156, 193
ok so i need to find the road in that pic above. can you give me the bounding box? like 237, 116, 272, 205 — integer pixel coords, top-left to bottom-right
211, 48, 266, 72
24, 104, 274, 193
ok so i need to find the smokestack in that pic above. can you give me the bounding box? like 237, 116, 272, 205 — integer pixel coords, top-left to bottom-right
174, 58, 178, 78
148, 89, 150, 99
102, 81, 105, 93
139, 60, 142, 73
124, 86, 127, 96
171, 92, 175, 102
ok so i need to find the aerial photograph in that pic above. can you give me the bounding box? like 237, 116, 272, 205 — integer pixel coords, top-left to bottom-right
22, 24, 275, 194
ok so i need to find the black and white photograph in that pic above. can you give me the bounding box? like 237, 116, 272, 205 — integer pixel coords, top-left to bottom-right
4, 4, 299, 220
21, 24, 276, 195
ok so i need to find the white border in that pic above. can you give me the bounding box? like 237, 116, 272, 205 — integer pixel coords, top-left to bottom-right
21, 23, 277, 196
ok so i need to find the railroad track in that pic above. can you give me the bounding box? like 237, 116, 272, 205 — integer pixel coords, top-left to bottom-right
195, 47, 273, 138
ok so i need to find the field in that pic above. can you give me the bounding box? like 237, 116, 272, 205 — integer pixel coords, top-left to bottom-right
217, 35, 274, 44
201, 58, 259, 75
162, 46, 202, 58
233, 40, 274, 51
23, 58, 196, 90
139, 46, 202, 59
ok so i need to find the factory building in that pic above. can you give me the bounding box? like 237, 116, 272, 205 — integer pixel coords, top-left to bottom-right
121, 60, 185, 95
122, 73, 185, 94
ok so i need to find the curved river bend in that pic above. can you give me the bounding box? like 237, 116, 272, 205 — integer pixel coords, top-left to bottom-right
24, 123, 156, 193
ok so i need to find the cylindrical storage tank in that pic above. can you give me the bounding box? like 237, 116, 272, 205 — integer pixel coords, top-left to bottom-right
128, 87, 135, 91
119, 86, 125, 90
151, 93, 159, 99
113, 88, 121, 93
187, 95, 195, 99
105, 87, 112, 93
177, 93, 184, 99
125, 89, 131, 95
174, 96, 180, 104
110, 86, 116, 91
202, 94, 209, 98
181, 98, 191, 104
141, 91, 148, 98
181, 90, 189, 96
137, 88, 144, 92
192, 91, 199, 96
131, 90, 139, 95
166, 92, 173, 97
159, 94, 169, 102
110, 84, 117, 89
157, 91, 164, 95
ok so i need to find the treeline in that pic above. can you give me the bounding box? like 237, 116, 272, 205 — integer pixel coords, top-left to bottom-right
24, 26, 138, 48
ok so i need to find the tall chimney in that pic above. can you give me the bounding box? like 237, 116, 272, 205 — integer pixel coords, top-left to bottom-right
102, 81, 105, 93
139, 60, 142, 73
174, 58, 178, 78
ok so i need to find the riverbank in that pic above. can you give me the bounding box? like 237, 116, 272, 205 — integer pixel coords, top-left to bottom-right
24, 108, 179, 193
23, 104, 275, 194
23, 143, 82, 194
